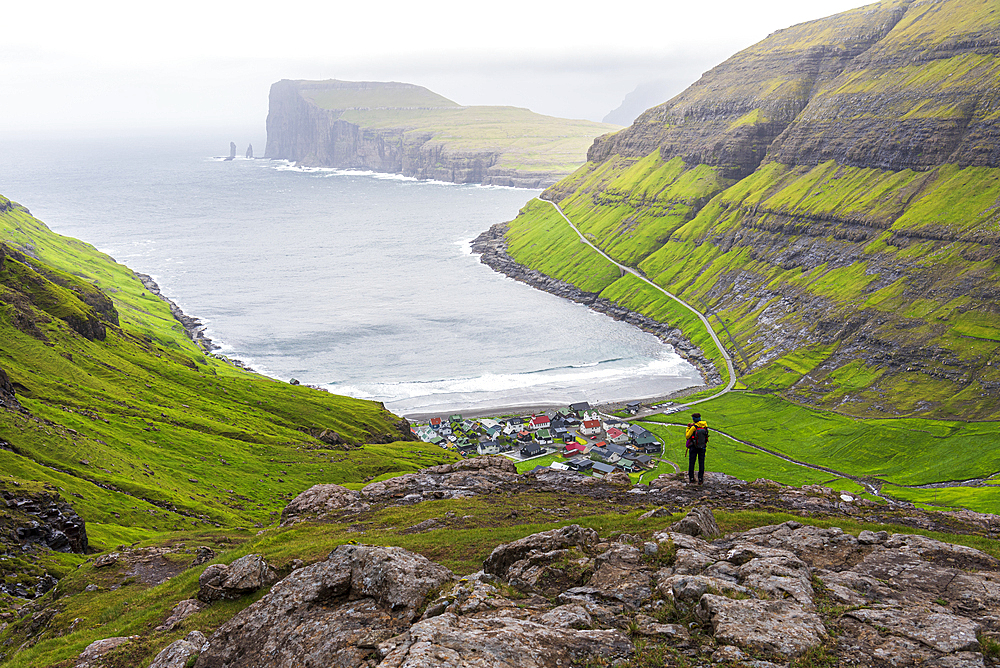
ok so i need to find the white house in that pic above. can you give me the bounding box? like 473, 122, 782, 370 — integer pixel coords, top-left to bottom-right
606, 427, 629, 445
529, 414, 551, 430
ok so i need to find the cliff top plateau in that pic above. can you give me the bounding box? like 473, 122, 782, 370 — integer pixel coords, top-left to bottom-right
264, 79, 621, 187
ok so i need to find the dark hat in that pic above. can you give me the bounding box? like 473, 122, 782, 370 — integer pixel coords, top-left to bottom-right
691, 413, 701, 421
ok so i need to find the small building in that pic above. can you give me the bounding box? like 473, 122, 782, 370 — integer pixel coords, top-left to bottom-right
606, 427, 629, 444
477, 440, 501, 456
590, 445, 611, 461
568, 457, 593, 472
517, 430, 533, 443
627, 401, 642, 415
602, 419, 626, 433
564, 441, 587, 456
429, 417, 442, 429
618, 458, 635, 472
569, 401, 591, 414
449, 414, 463, 423
535, 429, 553, 445
550, 461, 569, 471
520, 442, 543, 458
529, 414, 551, 430
580, 419, 602, 436
635, 432, 660, 448
633, 454, 654, 468
592, 461, 616, 477
607, 443, 629, 458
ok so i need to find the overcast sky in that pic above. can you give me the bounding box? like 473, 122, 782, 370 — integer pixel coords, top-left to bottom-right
3, 0, 876, 141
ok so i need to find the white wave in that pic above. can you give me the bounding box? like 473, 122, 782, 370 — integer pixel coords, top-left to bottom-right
454, 237, 475, 256
320, 354, 693, 403
268, 162, 538, 190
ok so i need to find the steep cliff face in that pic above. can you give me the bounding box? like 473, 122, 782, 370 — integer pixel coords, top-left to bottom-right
501, 0, 1000, 419
264, 79, 620, 187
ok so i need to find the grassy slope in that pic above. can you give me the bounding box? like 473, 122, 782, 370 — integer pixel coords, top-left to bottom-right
495, 0, 1000, 514
0, 195, 461, 552
500, 0, 1000, 418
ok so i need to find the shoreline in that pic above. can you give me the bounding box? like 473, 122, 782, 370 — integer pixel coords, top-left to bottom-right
400, 383, 713, 422
135, 272, 219, 354
470, 222, 721, 386
134, 228, 715, 417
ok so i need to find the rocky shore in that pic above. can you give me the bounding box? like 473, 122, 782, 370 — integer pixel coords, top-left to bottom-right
135, 273, 217, 353
471, 222, 722, 386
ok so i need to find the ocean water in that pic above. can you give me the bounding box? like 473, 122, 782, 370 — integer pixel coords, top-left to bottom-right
0, 135, 700, 415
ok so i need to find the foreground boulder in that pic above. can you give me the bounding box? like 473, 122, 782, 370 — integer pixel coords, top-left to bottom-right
280, 483, 368, 525
360, 456, 517, 504
194, 545, 452, 667
197, 554, 277, 603
147, 631, 208, 668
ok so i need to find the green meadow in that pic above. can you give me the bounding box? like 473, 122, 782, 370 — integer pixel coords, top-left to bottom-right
334, 105, 620, 173
645, 392, 1000, 513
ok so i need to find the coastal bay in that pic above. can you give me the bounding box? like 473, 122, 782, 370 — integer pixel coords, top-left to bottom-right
0, 135, 701, 415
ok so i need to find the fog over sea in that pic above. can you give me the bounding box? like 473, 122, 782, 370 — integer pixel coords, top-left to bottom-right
0, 135, 700, 415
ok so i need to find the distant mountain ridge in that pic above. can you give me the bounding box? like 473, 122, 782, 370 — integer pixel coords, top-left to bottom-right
264, 79, 620, 188
493, 0, 1000, 419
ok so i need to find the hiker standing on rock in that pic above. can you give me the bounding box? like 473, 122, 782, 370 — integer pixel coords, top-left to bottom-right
686, 412, 709, 485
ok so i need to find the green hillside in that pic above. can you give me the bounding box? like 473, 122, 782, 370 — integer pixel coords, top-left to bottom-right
502, 0, 1000, 421
0, 194, 461, 612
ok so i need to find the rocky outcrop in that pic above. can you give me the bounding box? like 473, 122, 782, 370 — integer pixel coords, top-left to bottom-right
196, 554, 277, 603
184, 510, 1000, 666
147, 631, 207, 668
359, 455, 519, 504
75, 636, 138, 667
1, 487, 87, 556
0, 365, 21, 411
669, 504, 721, 538
280, 483, 368, 525
193, 544, 453, 668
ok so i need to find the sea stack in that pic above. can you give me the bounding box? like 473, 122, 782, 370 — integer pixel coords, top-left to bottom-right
246, 144, 253, 159
226, 142, 236, 161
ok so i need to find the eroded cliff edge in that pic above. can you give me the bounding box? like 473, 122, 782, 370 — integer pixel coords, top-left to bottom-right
263, 79, 620, 187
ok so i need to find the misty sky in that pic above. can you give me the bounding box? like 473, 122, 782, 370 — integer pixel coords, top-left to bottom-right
3, 0, 876, 142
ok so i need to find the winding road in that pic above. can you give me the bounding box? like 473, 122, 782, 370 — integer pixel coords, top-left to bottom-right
541, 199, 736, 417
544, 200, 999, 498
